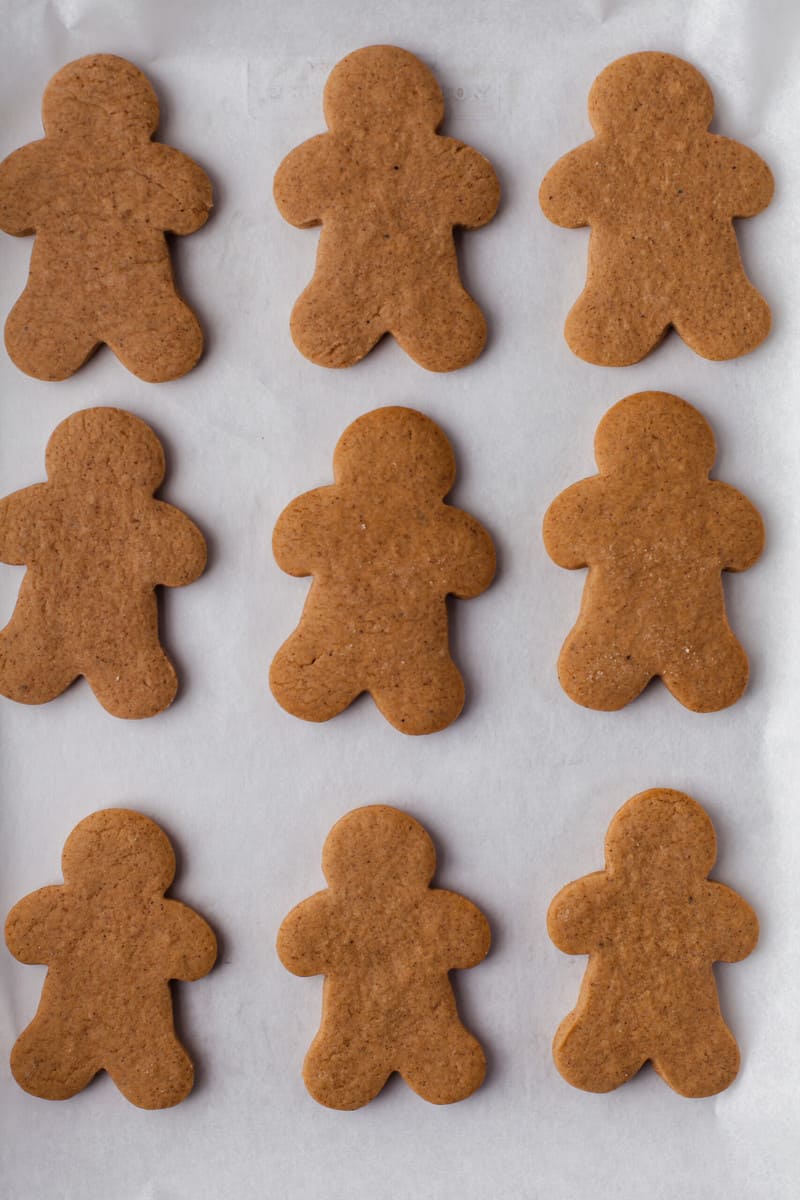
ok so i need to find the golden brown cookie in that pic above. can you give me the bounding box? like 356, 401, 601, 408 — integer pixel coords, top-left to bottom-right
274, 45, 500, 371
539, 51, 773, 365
548, 788, 758, 1097
5, 808, 217, 1109
277, 805, 490, 1109
542, 391, 763, 711
0, 407, 207, 718
0, 54, 212, 381
270, 406, 495, 734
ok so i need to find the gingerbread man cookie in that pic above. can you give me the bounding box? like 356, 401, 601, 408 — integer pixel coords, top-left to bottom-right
274, 45, 500, 371
278, 805, 490, 1109
0, 407, 206, 718
543, 391, 763, 712
0, 54, 212, 381
548, 788, 758, 1097
5, 809, 217, 1109
270, 406, 495, 734
539, 52, 773, 365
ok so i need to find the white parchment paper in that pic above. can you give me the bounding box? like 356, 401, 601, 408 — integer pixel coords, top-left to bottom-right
1, 1, 798, 1197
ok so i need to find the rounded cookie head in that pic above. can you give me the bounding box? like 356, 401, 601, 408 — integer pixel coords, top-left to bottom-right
594, 391, 716, 476
42, 54, 159, 140
323, 45, 444, 135
333, 406, 456, 496
45, 407, 166, 491
61, 809, 176, 894
588, 52, 714, 137
322, 805, 437, 892
605, 788, 717, 881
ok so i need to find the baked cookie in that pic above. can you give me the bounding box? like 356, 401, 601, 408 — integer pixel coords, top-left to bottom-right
5, 809, 217, 1108
270, 406, 495, 734
277, 805, 490, 1108
274, 45, 500, 371
0, 407, 207, 718
0, 54, 211, 381
539, 52, 773, 364
548, 788, 758, 1097
542, 391, 763, 711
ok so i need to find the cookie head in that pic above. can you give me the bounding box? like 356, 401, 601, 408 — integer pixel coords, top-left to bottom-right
594, 391, 716, 476
42, 54, 159, 140
322, 806, 436, 892
323, 45, 444, 135
606, 789, 717, 881
45, 407, 166, 491
588, 52, 714, 137
333, 407, 455, 496
61, 809, 176, 895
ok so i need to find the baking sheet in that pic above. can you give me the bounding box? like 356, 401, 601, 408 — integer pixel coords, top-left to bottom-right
1, 0, 798, 1197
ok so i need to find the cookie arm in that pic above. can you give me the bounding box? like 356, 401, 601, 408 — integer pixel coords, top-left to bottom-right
147, 502, 207, 587
273, 488, 336, 577
0, 485, 46, 565
712, 137, 774, 218
129, 144, 212, 234
276, 892, 333, 976
0, 141, 48, 235
273, 135, 334, 228
436, 138, 500, 229
430, 891, 491, 969
701, 882, 759, 963
4, 887, 65, 964
539, 142, 600, 228
162, 900, 217, 981
438, 508, 496, 598
547, 873, 607, 954
542, 479, 599, 569
710, 482, 765, 572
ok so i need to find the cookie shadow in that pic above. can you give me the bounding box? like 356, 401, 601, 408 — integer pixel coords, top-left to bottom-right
157, 814, 227, 1102
406, 803, 503, 1096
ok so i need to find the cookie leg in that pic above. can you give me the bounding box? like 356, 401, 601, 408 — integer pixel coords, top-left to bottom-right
661, 631, 749, 712
289, 282, 385, 368
370, 653, 465, 734
11, 1018, 97, 1100
85, 644, 178, 719
104, 295, 204, 382
0, 613, 77, 704
392, 285, 487, 372
5, 290, 99, 380
553, 1010, 647, 1093
105, 1028, 194, 1109
270, 631, 363, 723
303, 1033, 391, 1110
564, 286, 668, 366
557, 627, 653, 711
652, 1017, 740, 1097
675, 276, 771, 361
400, 1019, 486, 1104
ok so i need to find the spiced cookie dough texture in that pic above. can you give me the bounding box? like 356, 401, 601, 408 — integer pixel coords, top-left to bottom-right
548, 789, 758, 1097
274, 45, 500, 371
539, 52, 773, 365
270, 406, 496, 734
0, 407, 207, 718
0, 54, 212, 381
278, 805, 490, 1109
543, 391, 763, 712
5, 809, 217, 1109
